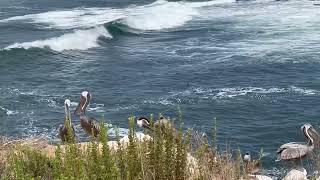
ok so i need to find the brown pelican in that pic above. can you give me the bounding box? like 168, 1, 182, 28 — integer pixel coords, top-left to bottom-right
59, 99, 75, 142
277, 123, 319, 161
74, 91, 100, 137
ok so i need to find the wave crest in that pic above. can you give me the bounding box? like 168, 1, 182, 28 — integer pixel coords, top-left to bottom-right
4, 26, 111, 51
0, 0, 236, 51
122, 0, 199, 31
0, 0, 235, 31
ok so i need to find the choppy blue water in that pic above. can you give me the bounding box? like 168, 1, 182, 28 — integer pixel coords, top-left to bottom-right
1, 0, 320, 171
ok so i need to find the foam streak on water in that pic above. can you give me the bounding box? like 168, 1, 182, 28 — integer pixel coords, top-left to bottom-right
172, 86, 318, 99
0, 8, 125, 29
0, 106, 19, 115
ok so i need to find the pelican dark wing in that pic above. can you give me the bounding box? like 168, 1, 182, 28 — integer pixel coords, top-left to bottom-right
277, 142, 312, 160
80, 115, 100, 137
59, 124, 75, 142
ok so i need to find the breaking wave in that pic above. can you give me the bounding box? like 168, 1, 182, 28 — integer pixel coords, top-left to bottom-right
0, 0, 236, 51
4, 26, 111, 52
0, 0, 235, 30
0, 8, 124, 29
120, 0, 199, 31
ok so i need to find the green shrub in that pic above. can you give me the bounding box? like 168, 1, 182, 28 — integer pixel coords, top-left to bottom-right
1, 114, 262, 180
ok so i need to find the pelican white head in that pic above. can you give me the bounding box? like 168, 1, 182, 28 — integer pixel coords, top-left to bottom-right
64, 99, 72, 122
74, 91, 91, 115
301, 123, 315, 144
81, 91, 89, 98
64, 99, 71, 108
301, 123, 313, 135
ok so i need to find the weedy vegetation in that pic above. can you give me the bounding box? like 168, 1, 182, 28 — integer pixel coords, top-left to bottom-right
0, 114, 268, 179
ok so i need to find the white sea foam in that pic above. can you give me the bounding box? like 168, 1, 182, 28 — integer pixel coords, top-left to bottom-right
6, 110, 19, 115
288, 86, 317, 95
188, 0, 235, 8
145, 85, 318, 106
108, 104, 138, 112
108, 127, 129, 138
120, 0, 234, 30
0, 106, 19, 115
39, 98, 58, 108
177, 86, 319, 99
4, 26, 111, 51
0, 0, 237, 51
0, 0, 235, 30
0, 8, 124, 29
143, 98, 175, 106
88, 103, 105, 113
5, 88, 37, 96
122, 1, 199, 30
147, 86, 320, 105
8, 6, 31, 10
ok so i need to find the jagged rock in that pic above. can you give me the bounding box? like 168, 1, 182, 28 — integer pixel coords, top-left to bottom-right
282, 168, 307, 180
119, 132, 152, 145
248, 174, 273, 180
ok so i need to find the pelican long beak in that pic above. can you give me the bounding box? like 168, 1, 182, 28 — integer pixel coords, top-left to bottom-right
65, 105, 69, 115
74, 95, 87, 115
66, 105, 71, 120
309, 127, 320, 141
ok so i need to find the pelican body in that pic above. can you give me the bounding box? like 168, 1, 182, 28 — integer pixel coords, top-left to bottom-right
277, 123, 319, 161
59, 99, 75, 142
74, 91, 100, 137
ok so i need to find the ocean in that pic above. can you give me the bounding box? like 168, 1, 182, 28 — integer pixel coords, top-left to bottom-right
1, 0, 320, 171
